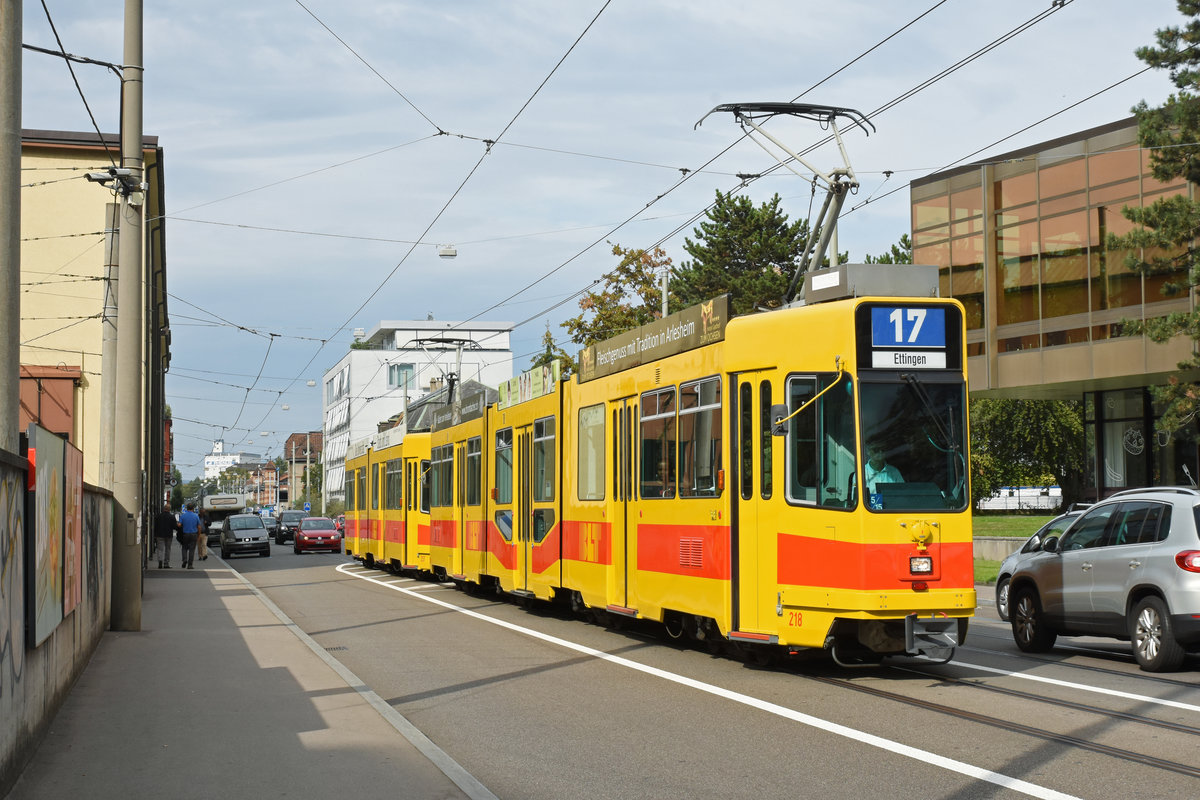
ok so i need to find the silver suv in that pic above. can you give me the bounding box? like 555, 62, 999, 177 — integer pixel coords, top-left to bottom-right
1008, 487, 1200, 671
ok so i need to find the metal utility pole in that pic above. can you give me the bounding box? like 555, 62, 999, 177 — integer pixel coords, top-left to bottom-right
304, 433, 310, 508
0, 0, 21, 454
111, 0, 144, 630
99, 204, 118, 488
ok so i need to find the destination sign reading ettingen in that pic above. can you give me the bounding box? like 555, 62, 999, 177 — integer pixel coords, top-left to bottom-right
872, 350, 947, 369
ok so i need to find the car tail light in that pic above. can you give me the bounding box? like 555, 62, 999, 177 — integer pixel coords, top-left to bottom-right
1176, 550, 1200, 573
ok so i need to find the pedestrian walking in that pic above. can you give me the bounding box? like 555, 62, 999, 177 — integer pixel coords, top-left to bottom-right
178, 502, 201, 569
196, 511, 209, 561
153, 503, 177, 569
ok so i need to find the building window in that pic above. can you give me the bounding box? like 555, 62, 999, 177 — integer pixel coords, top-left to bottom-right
388, 363, 415, 390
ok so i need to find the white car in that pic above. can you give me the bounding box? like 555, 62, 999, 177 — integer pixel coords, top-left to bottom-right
994, 507, 1087, 621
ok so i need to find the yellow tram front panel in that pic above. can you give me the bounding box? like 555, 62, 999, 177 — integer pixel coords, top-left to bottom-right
723, 296, 974, 651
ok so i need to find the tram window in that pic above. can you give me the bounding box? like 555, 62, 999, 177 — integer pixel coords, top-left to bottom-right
372, 463, 380, 510
679, 377, 721, 498
640, 387, 677, 499
420, 460, 431, 514
532, 509, 555, 543
740, 382, 753, 501
345, 471, 355, 511
534, 416, 556, 502
431, 444, 453, 508
858, 377, 968, 511
385, 458, 402, 510
465, 437, 482, 506
785, 374, 855, 509
357, 467, 367, 512
760, 381, 773, 499
578, 404, 605, 501
495, 428, 513, 504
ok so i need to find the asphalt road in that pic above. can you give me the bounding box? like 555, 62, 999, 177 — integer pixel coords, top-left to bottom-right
225, 542, 1200, 800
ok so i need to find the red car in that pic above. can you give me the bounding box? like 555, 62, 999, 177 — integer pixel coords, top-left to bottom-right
334, 514, 345, 532
293, 517, 342, 554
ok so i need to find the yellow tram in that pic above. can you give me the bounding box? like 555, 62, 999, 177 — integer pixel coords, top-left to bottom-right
352, 264, 973, 663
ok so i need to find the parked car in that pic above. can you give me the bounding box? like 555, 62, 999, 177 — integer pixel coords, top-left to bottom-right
1008, 487, 1200, 671
276, 510, 307, 545
293, 517, 341, 554
995, 505, 1089, 621
219, 514, 271, 559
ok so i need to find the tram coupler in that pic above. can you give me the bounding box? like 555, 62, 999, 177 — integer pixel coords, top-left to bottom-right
904, 613, 966, 661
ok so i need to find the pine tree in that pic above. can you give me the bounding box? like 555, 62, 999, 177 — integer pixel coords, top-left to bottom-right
670, 191, 811, 316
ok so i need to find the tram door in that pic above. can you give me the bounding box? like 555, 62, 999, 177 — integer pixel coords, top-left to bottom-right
609, 397, 637, 610
733, 371, 775, 634
514, 416, 559, 598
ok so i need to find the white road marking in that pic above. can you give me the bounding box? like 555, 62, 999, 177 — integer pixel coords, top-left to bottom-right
337, 564, 1080, 800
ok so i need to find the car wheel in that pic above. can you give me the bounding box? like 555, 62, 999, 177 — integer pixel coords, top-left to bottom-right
1130, 596, 1186, 672
275, 533, 283, 545
995, 577, 1011, 622
1011, 586, 1056, 653
221, 548, 229, 559
293, 544, 301, 554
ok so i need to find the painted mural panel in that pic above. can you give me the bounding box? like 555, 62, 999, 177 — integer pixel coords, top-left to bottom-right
62, 443, 83, 616
1, 467, 26, 698
28, 425, 64, 648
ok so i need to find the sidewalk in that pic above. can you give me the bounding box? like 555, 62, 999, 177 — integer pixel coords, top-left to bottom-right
6, 555, 491, 800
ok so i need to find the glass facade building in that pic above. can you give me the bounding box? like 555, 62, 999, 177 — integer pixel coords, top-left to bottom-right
910, 118, 1199, 498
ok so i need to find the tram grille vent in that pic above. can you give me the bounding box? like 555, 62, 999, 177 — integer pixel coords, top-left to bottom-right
679, 537, 703, 569
655, 366, 662, 384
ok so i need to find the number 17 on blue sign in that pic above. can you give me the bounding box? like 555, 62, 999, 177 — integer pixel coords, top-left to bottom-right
872, 306, 945, 348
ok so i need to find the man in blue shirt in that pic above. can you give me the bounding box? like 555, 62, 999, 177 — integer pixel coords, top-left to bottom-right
178, 502, 201, 569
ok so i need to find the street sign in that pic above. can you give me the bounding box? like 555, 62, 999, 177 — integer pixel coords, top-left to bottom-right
304, 502, 311, 512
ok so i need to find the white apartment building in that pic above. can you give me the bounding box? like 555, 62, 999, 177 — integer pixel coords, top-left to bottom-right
322, 318, 514, 507
202, 439, 262, 480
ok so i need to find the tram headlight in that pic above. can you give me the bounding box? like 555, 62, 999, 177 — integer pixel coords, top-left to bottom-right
910, 556, 933, 575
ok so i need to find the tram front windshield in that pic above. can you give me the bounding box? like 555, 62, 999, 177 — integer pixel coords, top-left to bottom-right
858, 375, 967, 512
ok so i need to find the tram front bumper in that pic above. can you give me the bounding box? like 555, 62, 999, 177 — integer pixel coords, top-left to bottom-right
904, 614, 967, 659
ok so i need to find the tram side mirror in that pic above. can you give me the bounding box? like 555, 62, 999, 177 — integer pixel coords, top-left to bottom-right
770, 404, 789, 437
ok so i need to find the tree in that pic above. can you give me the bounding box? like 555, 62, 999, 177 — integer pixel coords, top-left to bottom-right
670, 191, 812, 315
530, 321, 575, 374
970, 399, 1086, 508
864, 234, 913, 265
560, 243, 668, 354
1109, 2, 1200, 437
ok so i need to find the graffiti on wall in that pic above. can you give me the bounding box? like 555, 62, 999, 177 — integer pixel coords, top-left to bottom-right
0, 469, 26, 698
83, 492, 105, 609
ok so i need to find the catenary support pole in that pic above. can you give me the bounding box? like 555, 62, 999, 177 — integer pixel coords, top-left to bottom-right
0, 0, 21, 454
111, 0, 144, 630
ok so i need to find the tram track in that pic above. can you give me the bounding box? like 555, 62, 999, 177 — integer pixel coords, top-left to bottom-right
887, 664, 1200, 737
800, 670, 1200, 779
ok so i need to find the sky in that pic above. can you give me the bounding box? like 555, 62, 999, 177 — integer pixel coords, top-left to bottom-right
17, 0, 1190, 479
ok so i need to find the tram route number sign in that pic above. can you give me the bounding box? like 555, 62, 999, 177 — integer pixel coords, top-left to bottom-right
869, 306, 946, 369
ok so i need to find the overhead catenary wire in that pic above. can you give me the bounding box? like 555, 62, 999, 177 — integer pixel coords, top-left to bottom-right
34, 1, 118, 168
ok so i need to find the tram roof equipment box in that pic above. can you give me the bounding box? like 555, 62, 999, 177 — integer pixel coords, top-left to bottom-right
802, 263, 939, 305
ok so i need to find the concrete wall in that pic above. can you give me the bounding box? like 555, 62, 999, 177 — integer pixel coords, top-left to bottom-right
0, 451, 113, 796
